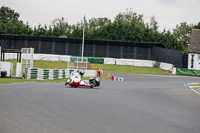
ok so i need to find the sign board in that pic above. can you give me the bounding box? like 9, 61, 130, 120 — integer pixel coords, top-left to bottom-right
188, 53, 200, 70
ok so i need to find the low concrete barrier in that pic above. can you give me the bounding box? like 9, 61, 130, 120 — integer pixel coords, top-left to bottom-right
115, 59, 156, 67
26, 68, 69, 80
26, 68, 96, 80
5, 53, 71, 62
160, 62, 174, 71
104, 58, 116, 65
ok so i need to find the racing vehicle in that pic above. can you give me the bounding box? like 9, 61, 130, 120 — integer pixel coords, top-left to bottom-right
65, 69, 100, 88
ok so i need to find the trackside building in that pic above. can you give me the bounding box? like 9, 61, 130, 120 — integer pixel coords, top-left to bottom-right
188, 29, 200, 70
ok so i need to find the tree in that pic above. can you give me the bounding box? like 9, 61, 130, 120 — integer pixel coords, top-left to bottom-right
100, 8, 146, 42
0, 6, 32, 35
173, 22, 193, 52
88, 17, 111, 30
149, 16, 159, 32
68, 22, 83, 38
51, 17, 70, 38
193, 22, 200, 29
0, 6, 19, 22
32, 24, 48, 36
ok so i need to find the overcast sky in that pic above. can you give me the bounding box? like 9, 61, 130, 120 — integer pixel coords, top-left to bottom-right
1, 0, 200, 31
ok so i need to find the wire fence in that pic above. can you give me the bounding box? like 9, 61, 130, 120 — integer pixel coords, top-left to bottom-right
0, 35, 188, 68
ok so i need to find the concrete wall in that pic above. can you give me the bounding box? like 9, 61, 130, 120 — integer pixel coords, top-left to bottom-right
0, 62, 13, 77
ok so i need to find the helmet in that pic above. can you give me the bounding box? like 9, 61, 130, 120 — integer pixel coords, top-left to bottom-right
79, 69, 85, 75
95, 77, 101, 82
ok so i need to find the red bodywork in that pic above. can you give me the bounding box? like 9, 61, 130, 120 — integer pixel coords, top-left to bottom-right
66, 72, 94, 88
69, 76, 80, 87
69, 81, 80, 86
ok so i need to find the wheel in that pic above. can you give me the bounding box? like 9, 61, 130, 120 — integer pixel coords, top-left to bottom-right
90, 85, 93, 88
71, 86, 73, 88
75, 86, 77, 88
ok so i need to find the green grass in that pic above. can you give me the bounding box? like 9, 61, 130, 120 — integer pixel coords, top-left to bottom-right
0, 78, 34, 84
188, 84, 200, 86
0, 77, 92, 84
0, 78, 69, 84
34, 60, 68, 69
0, 59, 169, 84
92, 64, 168, 75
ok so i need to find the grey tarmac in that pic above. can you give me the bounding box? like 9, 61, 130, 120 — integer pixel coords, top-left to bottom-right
0, 74, 200, 133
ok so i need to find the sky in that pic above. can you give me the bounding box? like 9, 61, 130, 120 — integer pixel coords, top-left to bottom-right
1, 0, 200, 31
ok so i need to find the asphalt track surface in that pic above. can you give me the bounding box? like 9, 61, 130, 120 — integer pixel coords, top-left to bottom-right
0, 74, 200, 133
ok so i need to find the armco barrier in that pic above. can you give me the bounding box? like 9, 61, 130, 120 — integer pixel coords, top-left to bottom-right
176, 68, 200, 77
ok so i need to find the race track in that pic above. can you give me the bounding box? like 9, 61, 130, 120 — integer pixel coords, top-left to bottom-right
0, 74, 200, 133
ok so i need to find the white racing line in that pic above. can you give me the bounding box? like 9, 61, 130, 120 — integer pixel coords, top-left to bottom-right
185, 83, 200, 95
191, 88, 200, 95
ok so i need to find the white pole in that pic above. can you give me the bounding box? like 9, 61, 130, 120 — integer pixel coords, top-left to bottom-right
81, 16, 85, 62
30, 48, 34, 68
26, 48, 28, 69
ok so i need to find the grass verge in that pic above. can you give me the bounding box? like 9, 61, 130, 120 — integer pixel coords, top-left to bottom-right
92, 64, 167, 75
0, 60, 168, 84
0, 77, 109, 84
187, 84, 200, 86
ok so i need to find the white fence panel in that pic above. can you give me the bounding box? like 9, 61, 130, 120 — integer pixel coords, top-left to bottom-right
104, 58, 116, 64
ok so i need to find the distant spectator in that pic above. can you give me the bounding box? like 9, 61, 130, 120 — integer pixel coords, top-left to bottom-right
97, 65, 101, 77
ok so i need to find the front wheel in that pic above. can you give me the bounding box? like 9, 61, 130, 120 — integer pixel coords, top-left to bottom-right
90, 85, 93, 88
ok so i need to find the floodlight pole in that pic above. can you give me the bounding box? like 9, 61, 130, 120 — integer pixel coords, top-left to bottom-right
81, 17, 85, 62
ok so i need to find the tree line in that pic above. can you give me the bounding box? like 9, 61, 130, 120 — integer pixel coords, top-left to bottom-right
0, 6, 200, 52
